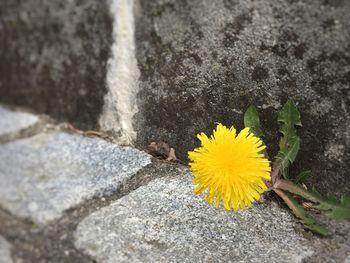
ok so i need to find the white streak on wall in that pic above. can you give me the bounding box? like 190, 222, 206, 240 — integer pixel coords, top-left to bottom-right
99, 0, 139, 145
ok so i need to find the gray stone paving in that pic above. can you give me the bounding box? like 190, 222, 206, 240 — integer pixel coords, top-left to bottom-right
0, 131, 151, 224
0, 236, 12, 263
75, 169, 314, 263
0, 106, 39, 137
0, 107, 349, 263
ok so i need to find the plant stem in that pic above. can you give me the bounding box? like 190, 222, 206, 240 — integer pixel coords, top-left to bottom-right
270, 159, 282, 184
273, 188, 305, 218
274, 179, 319, 203
274, 188, 328, 236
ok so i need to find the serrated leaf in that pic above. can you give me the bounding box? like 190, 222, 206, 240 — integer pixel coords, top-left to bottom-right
287, 193, 328, 235
280, 136, 300, 165
277, 137, 300, 179
276, 181, 350, 219
277, 100, 302, 129
301, 218, 329, 236
275, 100, 301, 179
295, 170, 311, 184
244, 105, 264, 137
275, 189, 328, 236
314, 194, 350, 220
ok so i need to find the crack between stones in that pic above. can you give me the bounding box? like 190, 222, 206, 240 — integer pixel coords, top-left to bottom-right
0, 159, 184, 262
0, 115, 55, 145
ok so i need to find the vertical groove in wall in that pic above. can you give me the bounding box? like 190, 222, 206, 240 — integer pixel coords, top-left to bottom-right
99, 0, 139, 145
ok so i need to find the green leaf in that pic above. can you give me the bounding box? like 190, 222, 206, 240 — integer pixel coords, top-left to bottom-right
274, 188, 328, 236
278, 100, 301, 130
295, 170, 311, 184
310, 187, 323, 200
300, 217, 329, 236
275, 180, 350, 220
275, 100, 302, 179
244, 105, 264, 137
279, 137, 300, 178
314, 194, 350, 220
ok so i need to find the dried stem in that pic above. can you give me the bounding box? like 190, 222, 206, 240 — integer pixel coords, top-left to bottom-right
271, 164, 280, 185
273, 188, 305, 218
274, 179, 320, 203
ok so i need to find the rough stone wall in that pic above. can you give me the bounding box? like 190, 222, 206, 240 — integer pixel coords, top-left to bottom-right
134, 0, 350, 195
0, 0, 112, 129
0, 0, 349, 195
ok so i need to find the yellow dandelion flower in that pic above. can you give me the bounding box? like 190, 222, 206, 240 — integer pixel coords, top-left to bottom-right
188, 123, 271, 211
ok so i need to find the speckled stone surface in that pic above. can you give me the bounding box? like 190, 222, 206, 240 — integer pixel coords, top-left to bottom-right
0, 106, 39, 137
75, 168, 314, 263
0, 132, 151, 224
0, 236, 12, 263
